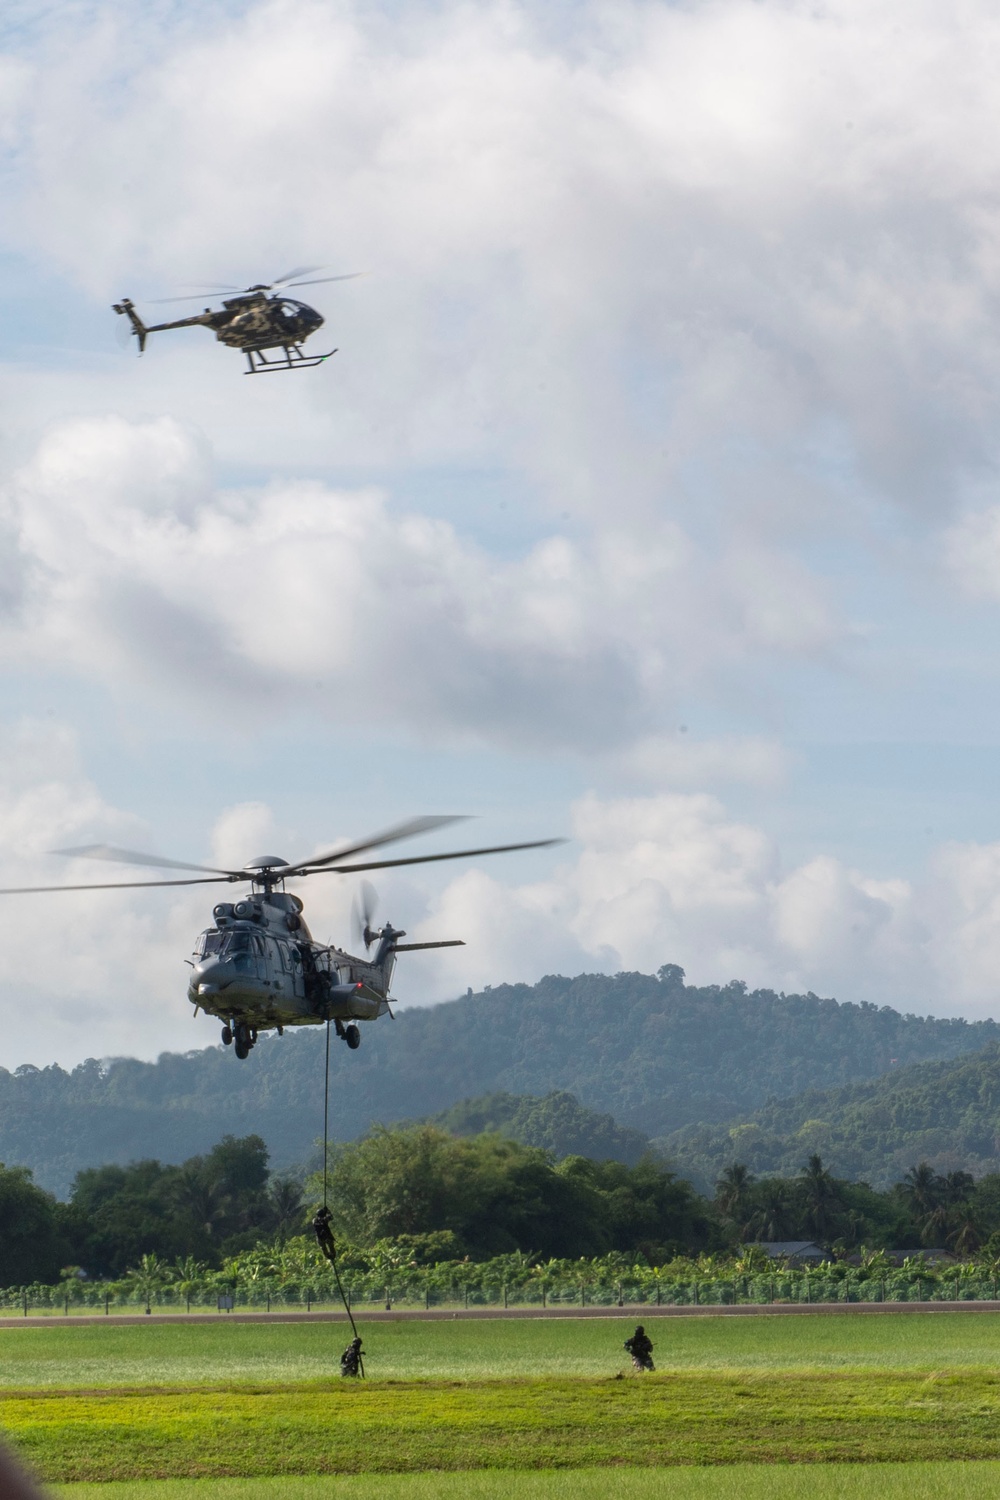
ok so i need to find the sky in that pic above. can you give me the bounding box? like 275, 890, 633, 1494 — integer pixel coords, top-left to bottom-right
3, 0, 1000, 1066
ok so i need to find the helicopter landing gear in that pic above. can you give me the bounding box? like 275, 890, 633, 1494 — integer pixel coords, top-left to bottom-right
221, 1025, 233, 1047
244, 345, 337, 375
344, 1024, 361, 1050
233, 1022, 256, 1060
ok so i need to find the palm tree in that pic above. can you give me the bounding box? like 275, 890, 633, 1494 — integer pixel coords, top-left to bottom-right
125, 1253, 167, 1312
902, 1162, 941, 1218
268, 1178, 306, 1246
174, 1165, 230, 1238
747, 1180, 793, 1243
798, 1154, 840, 1239
902, 1162, 952, 1244
715, 1163, 755, 1222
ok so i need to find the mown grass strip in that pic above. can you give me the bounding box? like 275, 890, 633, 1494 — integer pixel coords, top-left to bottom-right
10, 1371, 1000, 1483
7, 1310, 1000, 1390
48, 1462, 1000, 1500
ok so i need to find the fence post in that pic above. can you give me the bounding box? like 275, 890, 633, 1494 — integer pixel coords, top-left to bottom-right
307, 1292, 311, 1313
23, 1292, 27, 1318
542, 1288, 546, 1308
693, 1281, 699, 1306
656, 1283, 661, 1307
503, 1284, 508, 1310
580, 1284, 585, 1307
425, 1287, 431, 1311
105, 1292, 110, 1316
385, 1286, 391, 1311
617, 1282, 623, 1308
464, 1284, 469, 1310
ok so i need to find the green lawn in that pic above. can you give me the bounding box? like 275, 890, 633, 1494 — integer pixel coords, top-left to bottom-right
3, 1311, 1000, 1388
9, 1369, 1000, 1481
48, 1464, 1000, 1499
4, 1314, 1000, 1487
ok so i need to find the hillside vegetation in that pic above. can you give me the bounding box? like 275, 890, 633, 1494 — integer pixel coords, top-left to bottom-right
663, 1041, 1000, 1190
4, 966, 999, 1195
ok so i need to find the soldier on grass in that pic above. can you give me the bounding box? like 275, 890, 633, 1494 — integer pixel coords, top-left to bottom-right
340, 1336, 364, 1377
623, 1324, 654, 1372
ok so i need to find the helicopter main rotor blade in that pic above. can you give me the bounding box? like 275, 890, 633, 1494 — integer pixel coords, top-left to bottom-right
280, 815, 470, 876
148, 294, 223, 305
0, 874, 236, 895
286, 274, 365, 288
52, 844, 240, 877
302, 837, 565, 878
271, 265, 327, 286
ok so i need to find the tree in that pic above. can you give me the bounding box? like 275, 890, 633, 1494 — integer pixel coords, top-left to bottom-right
715, 1163, 755, 1226
797, 1155, 841, 1239
0, 1163, 68, 1286
268, 1178, 306, 1246
746, 1180, 794, 1242
318, 1125, 609, 1258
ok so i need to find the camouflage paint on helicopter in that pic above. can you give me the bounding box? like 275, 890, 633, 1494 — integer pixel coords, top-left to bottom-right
113, 266, 362, 373
0, 817, 561, 1061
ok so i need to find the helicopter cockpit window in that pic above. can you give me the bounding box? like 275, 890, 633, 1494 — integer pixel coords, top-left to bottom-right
224, 930, 251, 954
196, 931, 224, 959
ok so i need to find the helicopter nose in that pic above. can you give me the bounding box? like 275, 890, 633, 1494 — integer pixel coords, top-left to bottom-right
192, 957, 234, 996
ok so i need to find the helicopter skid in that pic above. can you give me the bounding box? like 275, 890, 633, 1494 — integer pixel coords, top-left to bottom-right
244, 346, 338, 374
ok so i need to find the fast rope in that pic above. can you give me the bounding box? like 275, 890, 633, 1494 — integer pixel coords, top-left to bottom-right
312, 1017, 365, 1373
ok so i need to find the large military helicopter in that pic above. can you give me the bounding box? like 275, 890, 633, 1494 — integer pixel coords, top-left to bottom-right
0, 817, 558, 1060
113, 266, 359, 373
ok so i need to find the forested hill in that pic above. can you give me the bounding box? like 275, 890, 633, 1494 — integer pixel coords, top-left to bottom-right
3, 966, 998, 1196
423, 1091, 652, 1165
661, 1041, 1000, 1191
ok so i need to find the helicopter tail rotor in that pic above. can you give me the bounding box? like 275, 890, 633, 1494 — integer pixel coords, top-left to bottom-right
352, 880, 380, 950
112, 299, 149, 354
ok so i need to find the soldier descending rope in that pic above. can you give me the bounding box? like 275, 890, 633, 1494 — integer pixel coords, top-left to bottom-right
623, 1324, 655, 1372
340, 1336, 364, 1377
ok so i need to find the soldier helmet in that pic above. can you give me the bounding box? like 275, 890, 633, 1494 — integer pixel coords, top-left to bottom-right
634, 1325, 644, 1335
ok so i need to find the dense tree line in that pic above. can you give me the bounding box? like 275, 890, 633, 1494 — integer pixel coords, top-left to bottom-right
10, 1120, 1000, 1288
319, 1125, 709, 1261
3, 966, 998, 1196
0, 1135, 306, 1284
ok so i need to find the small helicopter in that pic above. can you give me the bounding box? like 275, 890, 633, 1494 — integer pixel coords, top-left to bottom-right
0, 817, 559, 1060
113, 266, 360, 374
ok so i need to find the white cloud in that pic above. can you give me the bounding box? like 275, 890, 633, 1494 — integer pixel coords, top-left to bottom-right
0, 415, 842, 753
413, 789, 1000, 1023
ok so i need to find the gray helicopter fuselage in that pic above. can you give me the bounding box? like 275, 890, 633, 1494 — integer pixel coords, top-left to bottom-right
187, 889, 394, 1033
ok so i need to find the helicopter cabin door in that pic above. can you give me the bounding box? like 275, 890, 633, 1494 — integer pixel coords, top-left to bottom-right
274, 938, 305, 999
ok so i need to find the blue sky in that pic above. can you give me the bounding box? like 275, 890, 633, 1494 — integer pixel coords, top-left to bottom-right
3, 0, 1000, 1067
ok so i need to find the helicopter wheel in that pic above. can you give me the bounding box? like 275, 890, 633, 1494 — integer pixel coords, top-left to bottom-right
234, 1022, 251, 1060
345, 1024, 361, 1050
221, 1025, 233, 1047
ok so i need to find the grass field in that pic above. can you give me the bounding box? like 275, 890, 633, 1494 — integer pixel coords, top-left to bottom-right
46, 1465, 1000, 1499
3, 1309, 1000, 1388
5, 1313, 1000, 1490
